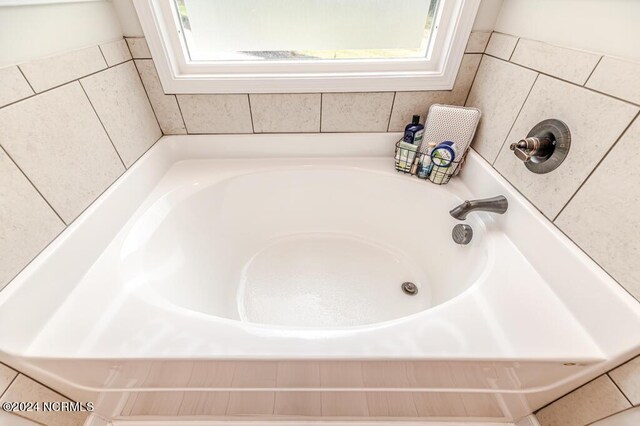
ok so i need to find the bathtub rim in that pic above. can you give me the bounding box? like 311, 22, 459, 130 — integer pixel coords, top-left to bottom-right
0, 133, 637, 362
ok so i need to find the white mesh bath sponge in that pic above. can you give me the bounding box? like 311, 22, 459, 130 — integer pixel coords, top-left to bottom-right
419, 104, 481, 155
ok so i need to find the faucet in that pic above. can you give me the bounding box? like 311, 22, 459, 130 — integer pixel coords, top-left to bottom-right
449, 195, 508, 220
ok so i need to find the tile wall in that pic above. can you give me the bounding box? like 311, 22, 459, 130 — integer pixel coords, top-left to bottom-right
127, 36, 484, 135
463, 32, 640, 426
0, 38, 162, 425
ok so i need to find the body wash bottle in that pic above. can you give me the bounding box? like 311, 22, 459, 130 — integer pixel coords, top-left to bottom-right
403, 115, 425, 147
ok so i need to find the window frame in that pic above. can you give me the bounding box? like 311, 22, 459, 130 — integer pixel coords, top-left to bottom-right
134, 0, 480, 94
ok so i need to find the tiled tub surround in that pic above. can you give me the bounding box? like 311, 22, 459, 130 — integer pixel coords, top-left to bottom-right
130, 35, 485, 135
465, 31, 640, 426
0, 30, 639, 425
0, 38, 161, 425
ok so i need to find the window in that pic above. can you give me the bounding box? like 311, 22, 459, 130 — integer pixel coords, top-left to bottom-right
135, 0, 480, 93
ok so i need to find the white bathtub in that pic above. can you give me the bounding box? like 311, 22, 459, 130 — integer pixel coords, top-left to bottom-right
0, 133, 638, 423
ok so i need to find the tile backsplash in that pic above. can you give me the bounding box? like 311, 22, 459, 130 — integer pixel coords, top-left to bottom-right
133, 36, 484, 135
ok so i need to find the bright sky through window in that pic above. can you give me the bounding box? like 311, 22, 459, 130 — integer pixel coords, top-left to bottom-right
175, 0, 440, 61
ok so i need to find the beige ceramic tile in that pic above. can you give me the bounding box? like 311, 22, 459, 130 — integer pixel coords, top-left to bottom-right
81, 62, 161, 166
592, 406, 640, 426
0, 66, 33, 108
0, 363, 17, 395
495, 74, 638, 218
126, 38, 152, 59
0, 375, 88, 426
536, 375, 631, 426
465, 31, 491, 53
19, 47, 107, 93
556, 117, 640, 300
0, 82, 125, 223
99, 39, 132, 67
250, 94, 321, 133
465, 56, 538, 162
389, 54, 481, 131
609, 356, 640, 405
0, 150, 65, 289
485, 33, 519, 60
274, 392, 322, 416
0, 411, 40, 425
587, 57, 640, 105
510, 39, 601, 85
321, 92, 394, 132
134, 60, 186, 135
177, 94, 253, 134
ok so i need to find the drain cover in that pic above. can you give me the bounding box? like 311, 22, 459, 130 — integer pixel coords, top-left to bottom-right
401, 282, 418, 295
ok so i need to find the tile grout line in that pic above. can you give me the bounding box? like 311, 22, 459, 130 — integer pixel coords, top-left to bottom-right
1, 370, 83, 412
16, 66, 36, 95
468, 109, 640, 304
173, 92, 189, 134
0, 145, 66, 225
552, 110, 640, 222
319, 93, 324, 132
11, 411, 47, 426
386, 91, 397, 132
583, 55, 604, 87
483, 52, 640, 108
508, 37, 520, 62
315, 92, 322, 132
463, 54, 485, 107
606, 372, 634, 407
78, 80, 128, 170
0, 372, 19, 399
534, 374, 613, 417
0, 59, 136, 112
124, 41, 166, 137
1, 131, 163, 291
247, 94, 256, 134
479, 150, 555, 221
491, 72, 540, 166
131, 59, 165, 137
551, 208, 640, 304
97, 45, 109, 68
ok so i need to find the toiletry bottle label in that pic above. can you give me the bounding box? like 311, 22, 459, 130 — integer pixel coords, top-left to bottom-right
414, 129, 425, 147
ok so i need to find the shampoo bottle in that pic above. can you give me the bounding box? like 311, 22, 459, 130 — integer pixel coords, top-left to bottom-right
403, 115, 425, 146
